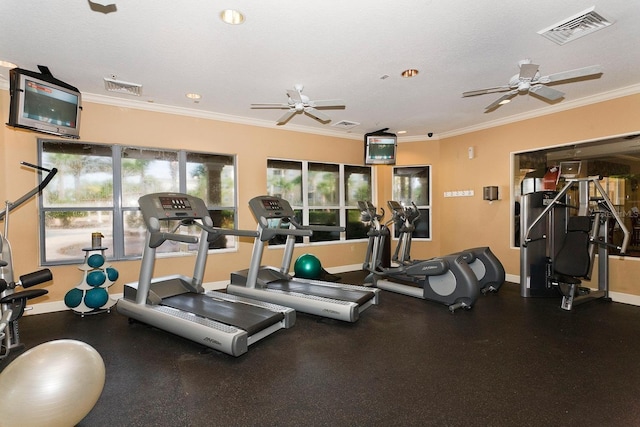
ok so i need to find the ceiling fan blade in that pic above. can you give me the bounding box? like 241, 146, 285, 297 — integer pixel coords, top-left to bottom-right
287, 89, 303, 104
462, 86, 511, 97
539, 65, 603, 84
251, 103, 290, 109
485, 90, 518, 112
519, 63, 539, 80
310, 99, 345, 109
304, 107, 331, 122
529, 84, 565, 101
276, 110, 297, 125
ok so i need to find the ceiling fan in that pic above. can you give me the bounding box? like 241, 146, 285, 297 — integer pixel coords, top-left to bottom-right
251, 84, 345, 125
463, 60, 603, 112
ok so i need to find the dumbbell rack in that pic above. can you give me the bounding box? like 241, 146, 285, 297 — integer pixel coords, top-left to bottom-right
64, 247, 117, 317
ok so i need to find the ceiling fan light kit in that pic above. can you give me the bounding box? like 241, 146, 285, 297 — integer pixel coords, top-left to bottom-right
462, 60, 603, 112
251, 84, 345, 126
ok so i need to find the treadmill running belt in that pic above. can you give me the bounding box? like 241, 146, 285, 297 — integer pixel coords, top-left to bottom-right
163, 293, 284, 336
267, 280, 374, 306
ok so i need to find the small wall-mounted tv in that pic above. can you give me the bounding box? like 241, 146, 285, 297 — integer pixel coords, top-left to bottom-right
7, 67, 82, 139
364, 133, 397, 165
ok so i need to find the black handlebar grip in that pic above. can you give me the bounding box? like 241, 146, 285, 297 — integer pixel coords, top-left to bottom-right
0, 289, 48, 304
19, 269, 53, 288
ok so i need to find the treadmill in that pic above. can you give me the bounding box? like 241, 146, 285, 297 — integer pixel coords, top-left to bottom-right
227, 195, 380, 322
116, 192, 295, 357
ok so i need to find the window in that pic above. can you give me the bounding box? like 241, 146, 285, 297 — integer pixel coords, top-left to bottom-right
39, 140, 237, 264
266, 159, 302, 205
267, 159, 372, 244
392, 166, 431, 239
345, 165, 373, 240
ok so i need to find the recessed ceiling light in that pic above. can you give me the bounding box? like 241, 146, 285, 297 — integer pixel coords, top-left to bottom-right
0, 60, 18, 68
397, 130, 407, 134
220, 9, 245, 25
401, 69, 419, 78
186, 93, 201, 100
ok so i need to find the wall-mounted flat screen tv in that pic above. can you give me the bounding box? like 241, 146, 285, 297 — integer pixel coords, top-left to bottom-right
7, 67, 82, 139
365, 134, 397, 165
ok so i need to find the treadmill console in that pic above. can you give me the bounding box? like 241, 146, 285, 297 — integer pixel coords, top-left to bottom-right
139, 192, 210, 222
249, 196, 295, 219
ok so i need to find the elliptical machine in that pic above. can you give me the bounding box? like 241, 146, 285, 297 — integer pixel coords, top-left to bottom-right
360, 201, 478, 312
387, 201, 505, 293
1, 162, 56, 359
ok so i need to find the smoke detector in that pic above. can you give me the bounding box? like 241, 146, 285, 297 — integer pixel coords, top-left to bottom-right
104, 77, 142, 96
538, 7, 614, 45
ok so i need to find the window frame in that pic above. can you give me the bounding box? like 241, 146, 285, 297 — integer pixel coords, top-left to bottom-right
266, 158, 373, 245
38, 139, 238, 265
391, 165, 432, 241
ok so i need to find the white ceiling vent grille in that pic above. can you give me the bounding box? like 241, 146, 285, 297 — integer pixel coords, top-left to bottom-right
332, 120, 360, 130
538, 7, 614, 45
104, 77, 142, 96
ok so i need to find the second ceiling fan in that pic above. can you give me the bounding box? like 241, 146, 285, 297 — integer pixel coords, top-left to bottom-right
463, 60, 603, 112
251, 84, 345, 125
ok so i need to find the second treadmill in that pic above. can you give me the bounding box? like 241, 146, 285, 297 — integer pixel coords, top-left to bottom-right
228, 195, 380, 322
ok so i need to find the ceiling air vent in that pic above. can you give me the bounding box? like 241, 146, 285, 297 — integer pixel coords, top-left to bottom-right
538, 7, 614, 45
332, 120, 360, 130
104, 77, 142, 96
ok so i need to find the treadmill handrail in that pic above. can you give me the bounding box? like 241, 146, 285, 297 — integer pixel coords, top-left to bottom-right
149, 231, 198, 248
198, 222, 259, 239
288, 217, 345, 233
148, 219, 259, 249
260, 227, 312, 242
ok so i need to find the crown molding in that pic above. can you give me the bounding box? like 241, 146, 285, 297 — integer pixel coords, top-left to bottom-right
3, 82, 639, 142
82, 93, 363, 140
433, 83, 640, 140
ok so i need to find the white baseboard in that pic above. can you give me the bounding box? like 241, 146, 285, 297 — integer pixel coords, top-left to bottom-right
26, 264, 367, 316
507, 274, 640, 306
505, 273, 519, 284
23, 268, 640, 316
609, 291, 640, 306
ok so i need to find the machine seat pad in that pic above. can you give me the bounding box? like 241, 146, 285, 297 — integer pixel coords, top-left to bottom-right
551, 273, 582, 285
268, 280, 374, 306
163, 293, 284, 335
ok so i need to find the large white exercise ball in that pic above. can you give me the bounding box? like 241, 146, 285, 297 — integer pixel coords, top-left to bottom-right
0, 339, 106, 427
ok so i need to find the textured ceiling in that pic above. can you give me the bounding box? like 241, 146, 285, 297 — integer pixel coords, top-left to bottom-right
1, 0, 639, 140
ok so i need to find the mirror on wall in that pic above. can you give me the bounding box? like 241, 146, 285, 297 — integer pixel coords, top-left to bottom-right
513, 132, 640, 256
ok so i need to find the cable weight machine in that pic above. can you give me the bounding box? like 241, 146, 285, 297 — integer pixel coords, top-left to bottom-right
1, 162, 57, 359
520, 175, 629, 310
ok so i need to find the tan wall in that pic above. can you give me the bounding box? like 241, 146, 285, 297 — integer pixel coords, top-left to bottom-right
1, 88, 640, 306
0, 92, 371, 303
434, 93, 640, 293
